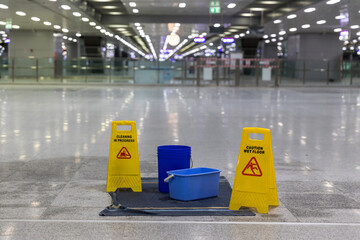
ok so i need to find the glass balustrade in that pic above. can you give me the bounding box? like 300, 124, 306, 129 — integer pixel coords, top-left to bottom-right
0, 56, 358, 87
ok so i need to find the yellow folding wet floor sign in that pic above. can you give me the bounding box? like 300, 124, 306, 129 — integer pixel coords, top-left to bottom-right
229, 127, 278, 213
106, 121, 142, 192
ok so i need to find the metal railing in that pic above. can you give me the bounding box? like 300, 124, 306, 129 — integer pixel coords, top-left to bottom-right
0, 56, 358, 87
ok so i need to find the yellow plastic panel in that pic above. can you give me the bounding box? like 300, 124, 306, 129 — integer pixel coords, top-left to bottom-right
229, 128, 278, 213
106, 121, 142, 192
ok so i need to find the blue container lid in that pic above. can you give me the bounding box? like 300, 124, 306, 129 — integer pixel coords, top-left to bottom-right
158, 145, 191, 151
167, 167, 221, 177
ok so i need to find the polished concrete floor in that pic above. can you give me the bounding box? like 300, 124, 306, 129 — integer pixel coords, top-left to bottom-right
1, 85, 360, 239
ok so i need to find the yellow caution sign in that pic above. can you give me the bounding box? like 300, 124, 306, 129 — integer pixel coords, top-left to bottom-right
229, 127, 278, 213
106, 121, 142, 192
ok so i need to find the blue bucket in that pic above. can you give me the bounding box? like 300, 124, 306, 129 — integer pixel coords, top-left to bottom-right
157, 145, 191, 193
165, 167, 221, 201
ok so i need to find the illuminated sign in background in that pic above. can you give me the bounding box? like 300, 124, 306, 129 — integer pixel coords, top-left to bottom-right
194, 37, 206, 43
339, 30, 349, 41
222, 37, 235, 44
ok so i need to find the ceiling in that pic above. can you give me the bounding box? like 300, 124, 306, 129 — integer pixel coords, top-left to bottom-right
0, 0, 359, 59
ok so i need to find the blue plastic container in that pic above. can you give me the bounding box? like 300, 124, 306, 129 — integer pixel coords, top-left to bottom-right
157, 145, 191, 193
166, 167, 221, 201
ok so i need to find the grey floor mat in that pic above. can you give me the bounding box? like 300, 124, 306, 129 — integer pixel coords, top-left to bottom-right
99, 177, 255, 216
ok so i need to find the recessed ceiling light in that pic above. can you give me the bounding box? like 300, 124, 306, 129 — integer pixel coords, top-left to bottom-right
279, 30, 286, 35
304, 8, 316, 13
270, 34, 276, 37
334, 28, 342, 32
271, 38, 276, 42
214, 23, 221, 27
76, 33, 81, 37
54, 25, 61, 29
240, 33, 245, 37
49, 0, 57, 2
289, 28, 297, 32
260, 1, 280, 3
335, 15, 345, 19
129, 2, 136, 7
317, 20, 326, 24
134, 23, 140, 26
0, 21, 6, 25
62, 28, 69, 33
102, 6, 117, 9
95, 26, 101, 30
68, 37, 73, 41
179, 3, 186, 8
273, 19, 281, 24
73, 12, 81, 17
265, 40, 270, 43
279, 37, 284, 40
12, 25, 20, 29
250, 8, 266, 11
263, 35, 268, 39
0, 4, 8, 9
73, 39, 77, 42
302, 24, 310, 29
44, 21, 52, 26
61, 5, 71, 10
241, 13, 254, 17
133, 9, 139, 13
16, 11, 26, 16
100, 29, 106, 33
234, 35, 239, 38
89, 22, 96, 26
108, 12, 123, 15
227, 3, 236, 8
287, 14, 296, 19
351, 25, 360, 29
63, 36, 68, 39
326, 0, 341, 4
82, 17, 89, 22
280, 7, 295, 12
31, 17, 40, 22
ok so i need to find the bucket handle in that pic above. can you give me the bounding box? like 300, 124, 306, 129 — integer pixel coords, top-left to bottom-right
164, 174, 174, 183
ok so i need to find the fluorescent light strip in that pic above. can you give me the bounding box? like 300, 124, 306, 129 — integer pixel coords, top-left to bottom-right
56, 6, 148, 59
164, 39, 189, 60
183, 46, 207, 57
145, 35, 157, 59
162, 37, 169, 52
115, 35, 146, 57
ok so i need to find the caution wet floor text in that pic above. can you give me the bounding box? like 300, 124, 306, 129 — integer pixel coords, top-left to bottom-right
229, 127, 278, 213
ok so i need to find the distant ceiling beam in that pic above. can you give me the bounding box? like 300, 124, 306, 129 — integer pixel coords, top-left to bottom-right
102, 15, 260, 26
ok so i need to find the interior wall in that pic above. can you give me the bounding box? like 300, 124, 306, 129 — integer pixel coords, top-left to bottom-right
9, 30, 53, 59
